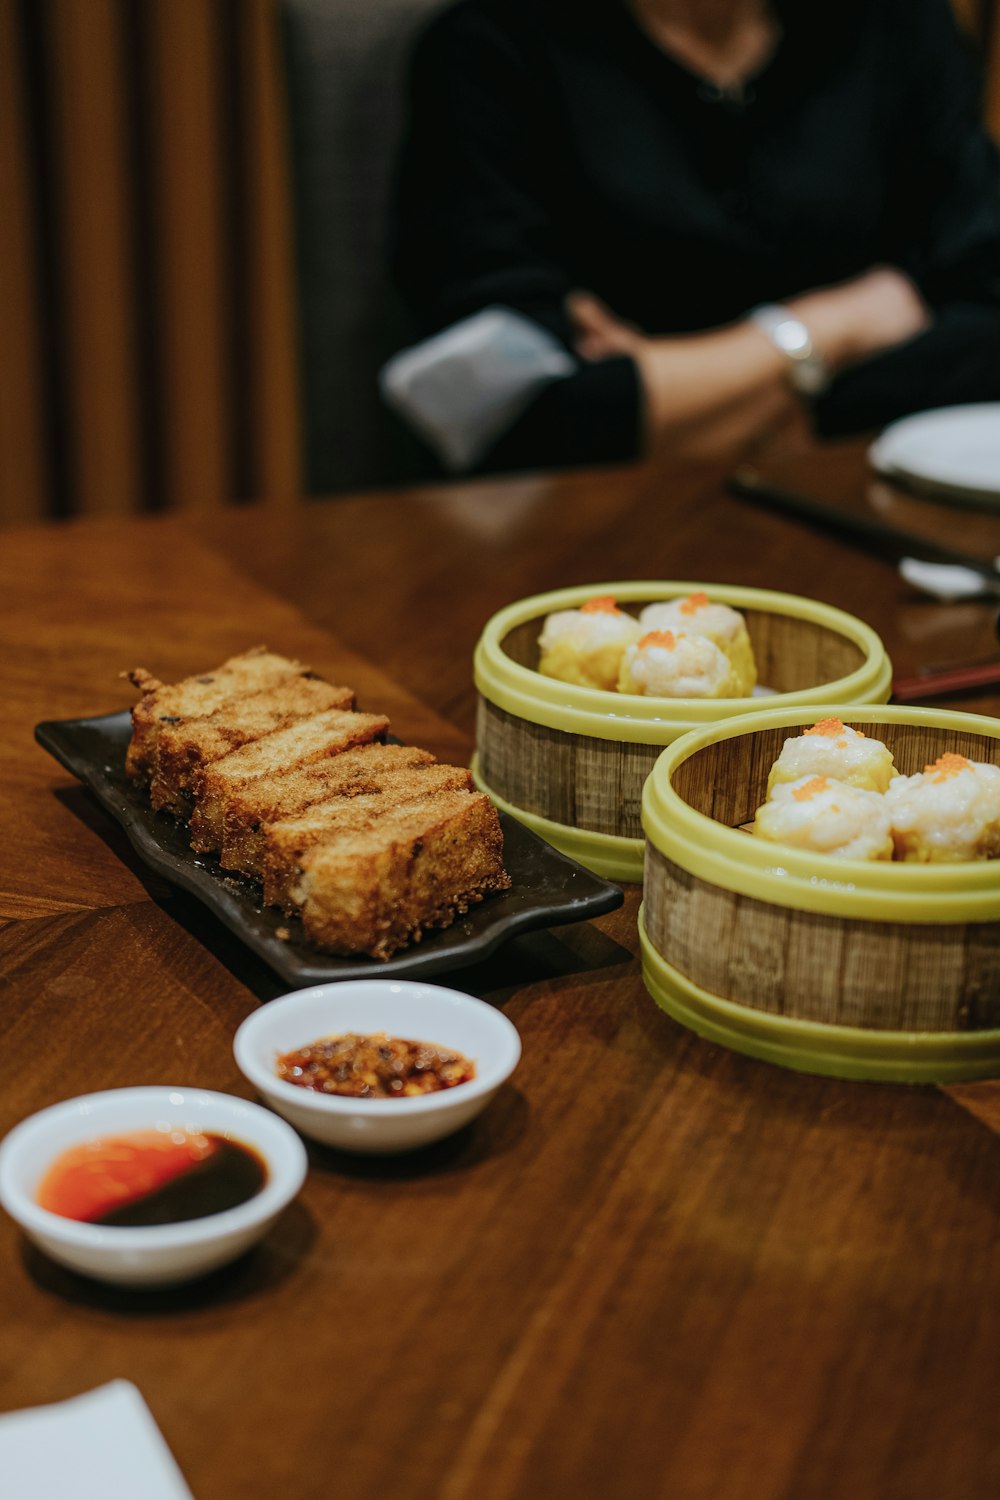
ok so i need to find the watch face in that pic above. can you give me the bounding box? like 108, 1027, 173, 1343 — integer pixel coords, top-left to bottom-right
750, 305, 829, 396
773, 319, 811, 358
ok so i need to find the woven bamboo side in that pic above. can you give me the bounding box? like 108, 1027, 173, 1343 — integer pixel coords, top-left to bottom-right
476, 698, 657, 838
743, 609, 864, 691
644, 844, 1000, 1032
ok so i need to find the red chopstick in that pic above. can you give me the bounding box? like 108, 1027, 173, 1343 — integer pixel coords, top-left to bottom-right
892, 660, 1000, 701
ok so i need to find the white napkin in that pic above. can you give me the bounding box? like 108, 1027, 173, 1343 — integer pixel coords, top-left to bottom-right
379, 306, 575, 471
0, 1380, 195, 1499
898, 555, 1000, 602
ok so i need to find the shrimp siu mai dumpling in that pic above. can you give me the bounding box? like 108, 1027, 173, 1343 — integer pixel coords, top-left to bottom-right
639, 592, 756, 694
617, 629, 742, 698
753, 774, 894, 861
884, 753, 1000, 862
537, 595, 642, 691
766, 717, 896, 796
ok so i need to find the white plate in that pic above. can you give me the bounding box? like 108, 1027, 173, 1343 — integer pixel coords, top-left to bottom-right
869, 403, 1000, 508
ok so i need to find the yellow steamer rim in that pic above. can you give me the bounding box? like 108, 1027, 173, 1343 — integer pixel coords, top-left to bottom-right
473, 581, 892, 882
640, 702, 1000, 1083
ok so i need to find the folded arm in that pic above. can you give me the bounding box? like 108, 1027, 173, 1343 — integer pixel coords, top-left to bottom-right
387, 0, 1000, 475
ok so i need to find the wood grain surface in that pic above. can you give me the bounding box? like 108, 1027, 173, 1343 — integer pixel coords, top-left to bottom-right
2, 441, 1000, 1500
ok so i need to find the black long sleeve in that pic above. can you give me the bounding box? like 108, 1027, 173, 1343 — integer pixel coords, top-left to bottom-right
387, 0, 1000, 473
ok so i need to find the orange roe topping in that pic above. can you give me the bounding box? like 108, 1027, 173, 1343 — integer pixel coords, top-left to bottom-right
925, 752, 972, 781
805, 717, 849, 737
680, 591, 710, 615
792, 776, 830, 801
580, 594, 621, 614
638, 630, 677, 650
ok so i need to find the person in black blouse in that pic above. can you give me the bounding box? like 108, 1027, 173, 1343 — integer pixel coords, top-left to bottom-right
381, 0, 1000, 476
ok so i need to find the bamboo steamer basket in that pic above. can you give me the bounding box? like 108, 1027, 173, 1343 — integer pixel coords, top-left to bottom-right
640, 703, 1000, 1083
473, 582, 892, 881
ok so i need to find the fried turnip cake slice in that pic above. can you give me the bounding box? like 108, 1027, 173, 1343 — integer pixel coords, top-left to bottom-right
188, 709, 390, 853
124, 647, 315, 785
217, 742, 438, 876
149, 675, 355, 815
259, 764, 476, 910
290, 790, 510, 960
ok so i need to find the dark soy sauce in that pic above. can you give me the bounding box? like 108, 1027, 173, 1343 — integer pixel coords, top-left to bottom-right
96, 1136, 267, 1227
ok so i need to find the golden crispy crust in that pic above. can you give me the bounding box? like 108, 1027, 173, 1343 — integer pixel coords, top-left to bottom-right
259, 765, 475, 909
292, 791, 511, 960
188, 710, 390, 854
149, 677, 354, 815
124, 651, 510, 960
124, 648, 314, 785
216, 743, 437, 875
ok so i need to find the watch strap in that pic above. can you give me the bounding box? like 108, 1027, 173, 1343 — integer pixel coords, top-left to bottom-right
749, 303, 829, 397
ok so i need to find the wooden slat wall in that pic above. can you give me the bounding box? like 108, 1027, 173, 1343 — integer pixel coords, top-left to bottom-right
146, 0, 231, 516
0, 0, 301, 523
0, 1, 996, 524
0, 0, 50, 523
50, 0, 142, 517
954, 0, 1000, 137
243, 0, 306, 514
979, 1, 1000, 137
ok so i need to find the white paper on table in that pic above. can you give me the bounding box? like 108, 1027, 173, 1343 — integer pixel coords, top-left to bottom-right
898, 554, 1000, 601
0, 1380, 195, 1500
379, 306, 575, 471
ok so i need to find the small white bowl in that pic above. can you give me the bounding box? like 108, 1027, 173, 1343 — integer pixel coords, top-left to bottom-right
233, 980, 522, 1154
0, 1086, 308, 1286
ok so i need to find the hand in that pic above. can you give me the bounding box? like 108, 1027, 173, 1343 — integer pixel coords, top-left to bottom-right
789, 266, 930, 370
566, 287, 810, 466
566, 290, 647, 360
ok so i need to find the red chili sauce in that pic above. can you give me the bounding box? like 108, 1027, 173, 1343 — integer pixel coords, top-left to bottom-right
276, 1032, 476, 1098
36, 1129, 267, 1226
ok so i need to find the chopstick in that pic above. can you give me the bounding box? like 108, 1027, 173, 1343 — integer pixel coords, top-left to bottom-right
728, 467, 1000, 597
891, 659, 1000, 702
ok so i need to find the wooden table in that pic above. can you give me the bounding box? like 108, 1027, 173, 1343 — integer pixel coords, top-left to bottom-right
2, 439, 999, 1500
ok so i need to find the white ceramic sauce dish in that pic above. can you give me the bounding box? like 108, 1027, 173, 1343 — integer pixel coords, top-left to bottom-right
233, 980, 522, 1154
0, 1086, 307, 1286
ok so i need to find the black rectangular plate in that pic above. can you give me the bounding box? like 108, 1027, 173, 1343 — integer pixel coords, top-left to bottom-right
35, 713, 624, 987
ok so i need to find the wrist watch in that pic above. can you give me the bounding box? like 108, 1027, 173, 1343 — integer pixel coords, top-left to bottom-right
749, 303, 830, 397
